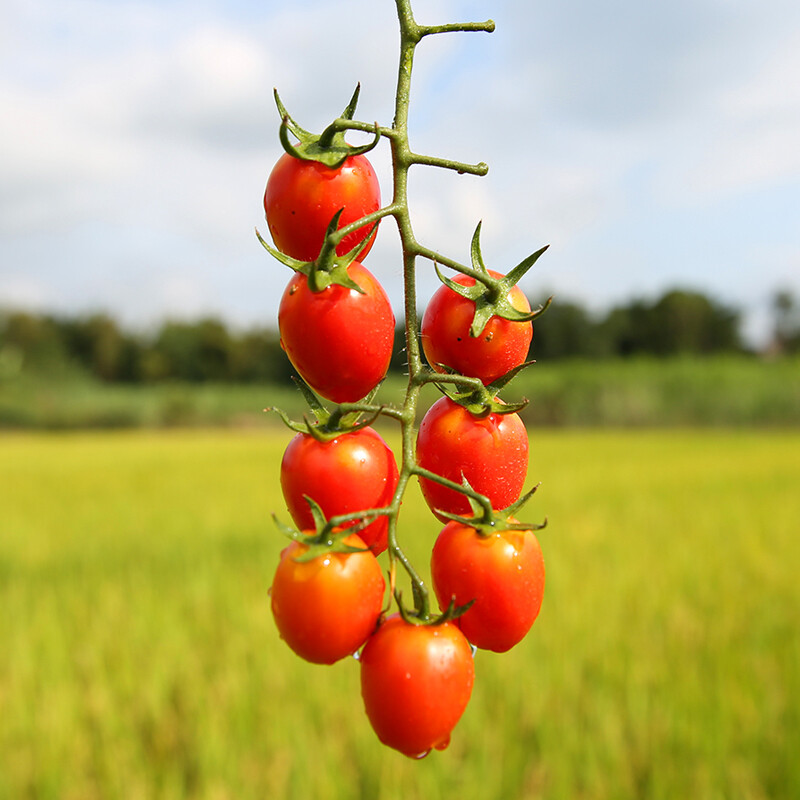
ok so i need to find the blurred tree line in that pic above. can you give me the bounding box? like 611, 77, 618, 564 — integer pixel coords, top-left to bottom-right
2, 287, 798, 384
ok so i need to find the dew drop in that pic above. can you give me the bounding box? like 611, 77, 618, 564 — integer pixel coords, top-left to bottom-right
352, 650, 361, 661
407, 750, 431, 760
434, 735, 451, 752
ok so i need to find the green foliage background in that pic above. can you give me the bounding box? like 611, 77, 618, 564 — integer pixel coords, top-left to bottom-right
2, 429, 798, 799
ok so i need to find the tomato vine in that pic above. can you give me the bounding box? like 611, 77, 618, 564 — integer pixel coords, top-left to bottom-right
260, 0, 550, 757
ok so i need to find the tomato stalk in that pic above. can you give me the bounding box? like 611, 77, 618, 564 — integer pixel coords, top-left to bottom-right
264, 0, 545, 624
373, 0, 498, 621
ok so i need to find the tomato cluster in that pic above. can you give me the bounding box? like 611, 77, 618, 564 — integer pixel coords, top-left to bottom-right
260, 84, 547, 759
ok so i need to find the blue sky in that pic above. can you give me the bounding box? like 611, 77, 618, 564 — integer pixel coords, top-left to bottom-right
1, 0, 798, 345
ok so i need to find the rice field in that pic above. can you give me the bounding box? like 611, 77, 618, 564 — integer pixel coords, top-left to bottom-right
1, 428, 798, 799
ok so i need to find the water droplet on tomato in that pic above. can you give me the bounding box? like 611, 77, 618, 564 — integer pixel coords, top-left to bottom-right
352, 650, 361, 661
407, 750, 431, 760
434, 735, 451, 751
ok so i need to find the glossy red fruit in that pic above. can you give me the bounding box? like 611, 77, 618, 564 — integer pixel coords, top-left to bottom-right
421, 270, 532, 385
265, 152, 380, 262
280, 426, 399, 555
360, 614, 474, 757
270, 533, 385, 665
278, 261, 395, 403
431, 520, 545, 652
416, 396, 528, 520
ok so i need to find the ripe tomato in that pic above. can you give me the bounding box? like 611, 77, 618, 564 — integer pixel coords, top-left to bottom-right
416, 396, 528, 520
421, 270, 532, 385
280, 426, 399, 555
270, 533, 385, 665
360, 614, 474, 757
264, 152, 381, 262
431, 520, 545, 653
278, 261, 395, 403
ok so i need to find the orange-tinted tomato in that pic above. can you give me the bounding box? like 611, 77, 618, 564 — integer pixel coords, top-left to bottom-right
278, 261, 395, 403
280, 426, 399, 555
270, 533, 385, 665
421, 270, 532, 385
360, 614, 474, 757
416, 396, 528, 520
431, 520, 545, 653
264, 152, 380, 262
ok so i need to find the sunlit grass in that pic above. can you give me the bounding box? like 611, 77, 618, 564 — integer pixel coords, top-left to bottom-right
1, 429, 798, 799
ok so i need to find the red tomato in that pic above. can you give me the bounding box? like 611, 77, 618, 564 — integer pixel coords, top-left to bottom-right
421, 270, 532, 385
270, 533, 385, 665
360, 614, 474, 757
278, 261, 395, 403
416, 396, 528, 520
264, 152, 380, 262
280, 426, 399, 555
431, 520, 545, 653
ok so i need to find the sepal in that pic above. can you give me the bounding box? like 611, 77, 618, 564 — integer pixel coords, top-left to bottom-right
432, 361, 533, 417
273, 497, 372, 563
265, 377, 383, 442
434, 221, 551, 336
274, 84, 381, 169
435, 482, 548, 537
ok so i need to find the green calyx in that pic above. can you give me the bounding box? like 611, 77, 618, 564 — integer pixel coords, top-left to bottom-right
275, 84, 380, 169
434, 221, 552, 337
433, 360, 532, 417
257, 208, 376, 294
274, 498, 371, 563
266, 378, 382, 443
436, 482, 548, 537
393, 586, 475, 627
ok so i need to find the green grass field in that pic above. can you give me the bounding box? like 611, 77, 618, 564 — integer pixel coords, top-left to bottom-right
1, 428, 799, 799
3, 355, 799, 429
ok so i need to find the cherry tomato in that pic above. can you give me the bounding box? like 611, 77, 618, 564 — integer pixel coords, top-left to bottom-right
280, 426, 399, 555
421, 270, 532, 385
416, 396, 528, 520
270, 533, 385, 665
431, 520, 545, 653
278, 261, 395, 403
264, 152, 381, 262
360, 614, 474, 757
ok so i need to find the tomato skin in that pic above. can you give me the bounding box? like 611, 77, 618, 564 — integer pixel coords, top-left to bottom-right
280, 426, 399, 555
270, 533, 385, 665
431, 521, 545, 653
264, 152, 381, 262
416, 396, 528, 520
278, 261, 395, 403
360, 614, 474, 757
421, 270, 532, 385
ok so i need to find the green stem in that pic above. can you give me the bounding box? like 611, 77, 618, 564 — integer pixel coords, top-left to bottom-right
377, 0, 495, 621
300, 0, 496, 621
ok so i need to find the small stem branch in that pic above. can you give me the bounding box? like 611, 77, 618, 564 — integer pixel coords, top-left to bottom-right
411, 242, 486, 282
409, 152, 488, 176
328, 204, 402, 246
419, 20, 495, 37
416, 371, 485, 390
335, 402, 405, 422
411, 465, 494, 516
328, 117, 398, 140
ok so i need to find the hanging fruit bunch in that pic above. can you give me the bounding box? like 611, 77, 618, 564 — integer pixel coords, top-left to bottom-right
258, 0, 551, 759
